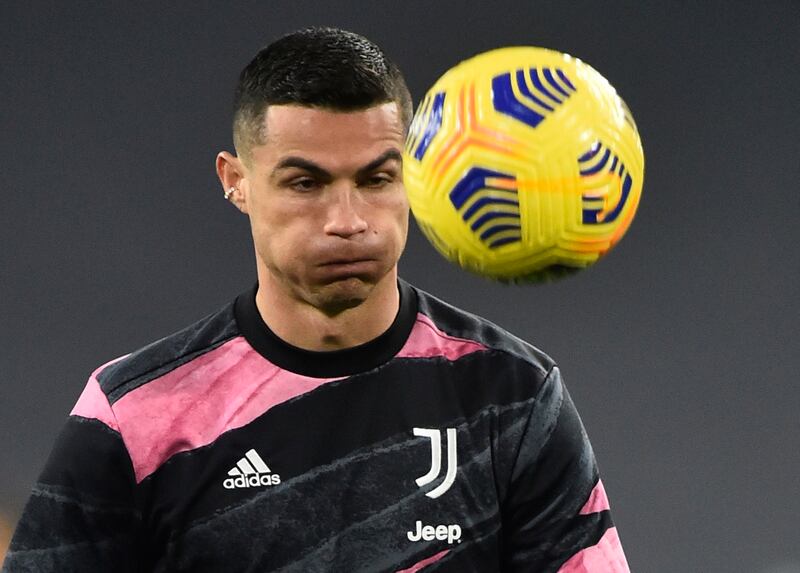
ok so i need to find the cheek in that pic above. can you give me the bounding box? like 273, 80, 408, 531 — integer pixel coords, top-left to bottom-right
248, 201, 297, 261
378, 194, 410, 258
391, 193, 411, 238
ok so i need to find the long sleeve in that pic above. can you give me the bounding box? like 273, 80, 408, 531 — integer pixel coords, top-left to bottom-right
501, 366, 630, 572
2, 376, 143, 572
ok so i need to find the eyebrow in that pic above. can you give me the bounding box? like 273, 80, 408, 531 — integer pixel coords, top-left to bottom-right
271, 149, 403, 180
355, 149, 403, 178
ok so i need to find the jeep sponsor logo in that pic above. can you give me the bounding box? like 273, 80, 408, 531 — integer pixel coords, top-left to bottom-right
406, 520, 462, 544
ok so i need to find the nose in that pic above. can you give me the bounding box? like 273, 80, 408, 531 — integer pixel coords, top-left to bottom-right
323, 185, 368, 238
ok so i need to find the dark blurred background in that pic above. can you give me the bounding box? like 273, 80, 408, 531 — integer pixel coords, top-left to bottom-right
1, 2, 798, 571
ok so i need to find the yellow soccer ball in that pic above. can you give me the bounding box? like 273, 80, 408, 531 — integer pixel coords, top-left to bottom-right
403, 47, 644, 282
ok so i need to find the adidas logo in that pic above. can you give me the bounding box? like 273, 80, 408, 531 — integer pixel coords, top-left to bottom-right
222, 449, 281, 490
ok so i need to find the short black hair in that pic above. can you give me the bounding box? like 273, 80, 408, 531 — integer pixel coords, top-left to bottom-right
233, 27, 413, 160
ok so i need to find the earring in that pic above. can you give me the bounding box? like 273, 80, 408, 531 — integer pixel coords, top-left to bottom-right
224, 187, 235, 201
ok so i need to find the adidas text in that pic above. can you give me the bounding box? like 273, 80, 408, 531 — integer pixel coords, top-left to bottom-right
224, 449, 279, 489
406, 520, 462, 544
223, 473, 281, 489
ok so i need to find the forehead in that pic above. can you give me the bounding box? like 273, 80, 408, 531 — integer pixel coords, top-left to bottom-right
255, 103, 405, 165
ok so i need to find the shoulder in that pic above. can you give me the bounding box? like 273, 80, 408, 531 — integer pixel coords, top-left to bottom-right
408, 281, 556, 380
94, 300, 240, 405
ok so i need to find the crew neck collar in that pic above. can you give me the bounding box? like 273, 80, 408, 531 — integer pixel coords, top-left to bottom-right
234, 279, 418, 378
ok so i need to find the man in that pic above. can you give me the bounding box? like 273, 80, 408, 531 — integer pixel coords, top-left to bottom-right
3, 28, 629, 572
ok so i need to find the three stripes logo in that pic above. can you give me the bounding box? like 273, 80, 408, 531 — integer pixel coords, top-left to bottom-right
578, 140, 633, 225
413, 428, 458, 499
449, 167, 522, 249
492, 67, 577, 129
222, 449, 281, 490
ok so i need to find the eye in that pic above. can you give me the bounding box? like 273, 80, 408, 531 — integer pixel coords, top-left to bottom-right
361, 173, 394, 189
288, 177, 321, 192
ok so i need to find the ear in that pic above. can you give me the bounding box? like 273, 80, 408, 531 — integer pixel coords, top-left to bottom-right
216, 151, 249, 214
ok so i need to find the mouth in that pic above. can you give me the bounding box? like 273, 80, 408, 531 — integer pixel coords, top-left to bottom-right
320, 257, 374, 266
319, 258, 375, 269
316, 257, 380, 279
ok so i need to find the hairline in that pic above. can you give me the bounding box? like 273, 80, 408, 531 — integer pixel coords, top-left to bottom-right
233, 100, 411, 165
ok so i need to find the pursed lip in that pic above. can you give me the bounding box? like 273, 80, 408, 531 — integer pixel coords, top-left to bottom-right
315, 257, 380, 278
317, 249, 381, 266
317, 258, 377, 272
318, 257, 375, 266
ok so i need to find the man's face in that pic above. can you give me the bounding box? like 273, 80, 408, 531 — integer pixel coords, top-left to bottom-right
241, 103, 409, 314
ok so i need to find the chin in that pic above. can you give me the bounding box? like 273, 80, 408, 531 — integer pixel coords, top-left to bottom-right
311, 277, 373, 314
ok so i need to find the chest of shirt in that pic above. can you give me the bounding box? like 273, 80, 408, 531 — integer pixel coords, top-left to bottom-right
130, 354, 534, 571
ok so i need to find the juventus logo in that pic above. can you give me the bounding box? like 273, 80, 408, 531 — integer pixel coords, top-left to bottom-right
413, 427, 457, 499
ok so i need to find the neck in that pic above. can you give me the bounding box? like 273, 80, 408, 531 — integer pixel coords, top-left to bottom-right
254, 271, 400, 351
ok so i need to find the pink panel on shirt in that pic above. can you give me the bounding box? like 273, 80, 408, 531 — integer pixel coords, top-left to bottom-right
70, 356, 130, 432
397, 313, 485, 360
557, 527, 630, 573
580, 479, 611, 515
395, 549, 450, 573
111, 315, 485, 483
112, 337, 339, 482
